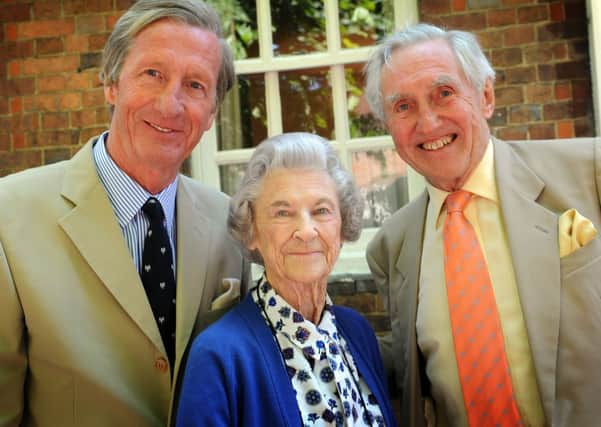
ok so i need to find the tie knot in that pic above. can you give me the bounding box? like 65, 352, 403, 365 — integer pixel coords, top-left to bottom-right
142, 197, 166, 222
445, 190, 472, 213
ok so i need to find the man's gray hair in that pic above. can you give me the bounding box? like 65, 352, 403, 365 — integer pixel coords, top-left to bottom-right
364, 23, 495, 121
228, 132, 365, 264
100, 0, 234, 106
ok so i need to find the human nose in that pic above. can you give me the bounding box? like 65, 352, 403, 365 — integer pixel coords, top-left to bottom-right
156, 82, 184, 116
293, 212, 318, 241
416, 104, 440, 133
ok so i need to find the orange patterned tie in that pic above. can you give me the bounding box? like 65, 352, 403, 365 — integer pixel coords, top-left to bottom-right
443, 191, 522, 427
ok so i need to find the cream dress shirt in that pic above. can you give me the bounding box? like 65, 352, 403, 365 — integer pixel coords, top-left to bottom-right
416, 141, 545, 427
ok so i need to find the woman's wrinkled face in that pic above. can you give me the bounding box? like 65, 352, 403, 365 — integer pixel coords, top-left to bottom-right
249, 168, 342, 286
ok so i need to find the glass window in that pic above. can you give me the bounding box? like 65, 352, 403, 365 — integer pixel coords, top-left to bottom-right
197, 0, 419, 273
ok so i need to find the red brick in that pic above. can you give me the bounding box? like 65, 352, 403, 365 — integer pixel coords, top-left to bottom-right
5, 23, 17, 41
495, 126, 528, 140
1, 78, 35, 96
44, 147, 72, 164
437, 13, 487, 31
0, 3, 30, 23
42, 112, 69, 129
71, 109, 96, 127
59, 93, 82, 110
572, 81, 591, 99
505, 66, 536, 84
552, 43, 567, 60
24, 94, 59, 112
82, 89, 105, 108
10, 112, 39, 133
8, 61, 20, 77
525, 83, 553, 103
477, 30, 504, 50
556, 60, 589, 80
495, 86, 524, 106
80, 126, 105, 143
66, 73, 90, 90
574, 117, 594, 137
538, 64, 556, 81
76, 15, 105, 34
19, 20, 74, 39
544, 102, 570, 120
29, 129, 80, 147
503, 0, 532, 5
452, 0, 466, 12
0, 97, 7, 115
517, 5, 548, 24
504, 26, 535, 46
421, 0, 450, 15
10, 97, 22, 114
488, 9, 515, 27
36, 37, 64, 55
116, 0, 135, 10
509, 104, 541, 124
32, 1, 58, 20
38, 75, 66, 93
64, 0, 114, 15
555, 82, 571, 100
550, 3, 564, 21
13, 133, 25, 150
557, 121, 574, 138
21, 55, 79, 75
64, 34, 89, 52
89, 34, 109, 51
0, 150, 42, 173
96, 106, 110, 125
491, 48, 523, 67
565, 2, 586, 21
529, 123, 555, 139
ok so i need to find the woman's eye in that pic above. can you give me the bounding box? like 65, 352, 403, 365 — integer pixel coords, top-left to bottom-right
275, 210, 289, 217
396, 103, 410, 112
314, 207, 330, 215
190, 81, 204, 91
145, 69, 160, 78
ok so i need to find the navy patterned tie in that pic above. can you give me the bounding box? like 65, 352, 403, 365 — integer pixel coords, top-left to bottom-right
141, 197, 176, 367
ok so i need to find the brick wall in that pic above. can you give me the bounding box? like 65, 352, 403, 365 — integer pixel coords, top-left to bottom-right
0, 0, 135, 176
421, 0, 594, 140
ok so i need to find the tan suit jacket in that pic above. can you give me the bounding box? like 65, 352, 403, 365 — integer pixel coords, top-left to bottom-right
0, 137, 250, 426
367, 138, 601, 427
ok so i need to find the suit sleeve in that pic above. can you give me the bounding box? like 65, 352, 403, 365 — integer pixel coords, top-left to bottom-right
366, 233, 396, 382
0, 239, 26, 426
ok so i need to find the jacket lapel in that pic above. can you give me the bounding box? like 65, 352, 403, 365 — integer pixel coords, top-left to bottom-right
494, 139, 560, 422
173, 178, 211, 372
58, 140, 164, 352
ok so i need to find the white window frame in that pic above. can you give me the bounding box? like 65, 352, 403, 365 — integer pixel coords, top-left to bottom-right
189, 0, 419, 275
587, 0, 601, 135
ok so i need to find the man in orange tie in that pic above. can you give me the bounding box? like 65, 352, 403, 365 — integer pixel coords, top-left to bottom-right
365, 23, 601, 427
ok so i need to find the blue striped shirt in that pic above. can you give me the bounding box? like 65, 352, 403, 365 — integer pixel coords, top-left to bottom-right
93, 132, 178, 275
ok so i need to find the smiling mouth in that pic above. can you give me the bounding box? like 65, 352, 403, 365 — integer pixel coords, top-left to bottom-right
421, 134, 455, 151
145, 120, 178, 133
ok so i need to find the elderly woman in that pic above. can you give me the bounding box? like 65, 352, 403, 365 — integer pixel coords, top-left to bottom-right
176, 132, 396, 427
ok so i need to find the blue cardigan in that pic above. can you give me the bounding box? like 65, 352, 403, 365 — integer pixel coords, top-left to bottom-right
176, 293, 397, 426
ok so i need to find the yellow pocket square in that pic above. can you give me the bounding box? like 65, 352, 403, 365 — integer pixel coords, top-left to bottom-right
210, 278, 241, 310
558, 208, 597, 258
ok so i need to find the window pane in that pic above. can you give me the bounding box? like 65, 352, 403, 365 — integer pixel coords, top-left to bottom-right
352, 148, 408, 227
271, 0, 326, 56
339, 0, 395, 48
280, 68, 335, 139
220, 163, 247, 196
208, 0, 259, 59
346, 63, 387, 138
217, 74, 267, 151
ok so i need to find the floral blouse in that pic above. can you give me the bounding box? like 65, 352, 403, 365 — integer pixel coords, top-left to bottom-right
252, 276, 386, 426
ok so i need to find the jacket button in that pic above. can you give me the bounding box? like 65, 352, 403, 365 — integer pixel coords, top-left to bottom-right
154, 357, 169, 373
